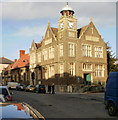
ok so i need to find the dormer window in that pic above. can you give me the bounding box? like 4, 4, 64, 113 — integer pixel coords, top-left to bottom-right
22, 59, 28, 62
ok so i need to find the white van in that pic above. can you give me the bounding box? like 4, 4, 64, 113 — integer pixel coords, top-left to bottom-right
7, 82, 18, 89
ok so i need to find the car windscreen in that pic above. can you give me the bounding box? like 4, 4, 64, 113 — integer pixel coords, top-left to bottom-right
19, 84, 24, 86
39, 85, 45, 88
0, 88, 9, 96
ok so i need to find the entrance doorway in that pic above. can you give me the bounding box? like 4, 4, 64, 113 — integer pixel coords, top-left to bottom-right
84, 73, 91, 85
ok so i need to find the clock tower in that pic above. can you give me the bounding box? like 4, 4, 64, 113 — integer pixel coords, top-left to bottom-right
58, 3, 77, 38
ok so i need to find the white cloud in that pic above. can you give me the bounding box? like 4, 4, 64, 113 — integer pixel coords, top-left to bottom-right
74, 2, 116, 27
2, 2, 61, 20
12, 25, 47, 37
1, 2, 116, 27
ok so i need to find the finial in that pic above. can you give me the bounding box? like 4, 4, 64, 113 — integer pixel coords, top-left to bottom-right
48, 22, 50, 25
66, 0, 68, 5
90, 18, 93, 22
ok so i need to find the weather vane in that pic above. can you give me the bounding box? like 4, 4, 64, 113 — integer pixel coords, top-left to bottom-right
66, 0, 69, 5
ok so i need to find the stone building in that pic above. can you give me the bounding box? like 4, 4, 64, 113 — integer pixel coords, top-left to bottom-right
29, 4, 107, 91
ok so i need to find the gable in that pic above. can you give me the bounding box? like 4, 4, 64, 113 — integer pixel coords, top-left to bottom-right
43, 24, 58, 46
30, 40, 37, 51
78, 22, 103, 42
44, 24, 53, 39
85, 22, 100, 37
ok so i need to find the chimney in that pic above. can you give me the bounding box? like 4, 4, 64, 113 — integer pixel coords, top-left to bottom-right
14, 59, 17, 63
20, 50, 25, 58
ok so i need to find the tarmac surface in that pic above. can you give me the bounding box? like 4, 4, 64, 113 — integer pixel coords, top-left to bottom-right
11, 90, 118, 119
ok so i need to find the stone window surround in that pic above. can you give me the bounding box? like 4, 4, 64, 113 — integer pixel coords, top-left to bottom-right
82, 44, 92, 57
68, 42, 75, 57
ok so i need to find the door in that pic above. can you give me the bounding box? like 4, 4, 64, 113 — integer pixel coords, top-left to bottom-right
84, 73, 91, 85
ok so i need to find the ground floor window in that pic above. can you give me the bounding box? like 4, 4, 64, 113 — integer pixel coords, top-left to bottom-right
59, 64, 64, 77
83, 63, 92, 71
69, 63, 75, 76
45, 67, 48, 80
49, 65, 55, 78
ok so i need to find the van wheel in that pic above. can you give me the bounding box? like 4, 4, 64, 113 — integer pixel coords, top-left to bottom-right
108, 103, 117, 116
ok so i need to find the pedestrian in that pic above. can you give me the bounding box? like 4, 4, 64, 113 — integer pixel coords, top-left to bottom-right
52, 83, 55, 94
48, 85, 51, 94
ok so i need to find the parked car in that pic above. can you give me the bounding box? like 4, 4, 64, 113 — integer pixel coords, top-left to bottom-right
34, 84, 46, 94
83, 85, 104, 93
0, 102, 45, 119
0, 94, 6, 102
25, 85, 35, 92
0, 86, 12, 101
7, 82, 18, 89
105, 72, 118, 116
16, 83, 26, 91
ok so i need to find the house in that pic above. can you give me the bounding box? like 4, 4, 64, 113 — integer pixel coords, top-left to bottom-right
2, 50, 30, 85
0, 57, 14, 84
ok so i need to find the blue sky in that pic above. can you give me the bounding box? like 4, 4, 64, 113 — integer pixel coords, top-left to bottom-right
0, 1, 117, 60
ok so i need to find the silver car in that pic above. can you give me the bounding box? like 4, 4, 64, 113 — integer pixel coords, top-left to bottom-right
0, 102, 45, 119
0, 86, 12, 101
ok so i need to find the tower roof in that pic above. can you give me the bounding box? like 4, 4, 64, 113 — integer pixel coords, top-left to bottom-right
60, 4, 74, 14
61, 5, 73, 11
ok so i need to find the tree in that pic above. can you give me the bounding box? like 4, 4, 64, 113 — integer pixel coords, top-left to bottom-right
107, 42, 118, 74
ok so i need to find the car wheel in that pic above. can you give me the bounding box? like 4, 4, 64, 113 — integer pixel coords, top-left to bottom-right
36, 90, 38, 93
108, 103, 117, 116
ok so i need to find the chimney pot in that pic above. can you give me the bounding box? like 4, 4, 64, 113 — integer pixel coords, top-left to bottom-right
20, 50, 25, 58
14, 59, 17, 62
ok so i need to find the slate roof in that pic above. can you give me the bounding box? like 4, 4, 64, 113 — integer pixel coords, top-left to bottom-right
35, 43, 42, 49
4, 63, 14, 71
0, 57, 14, 64
77, 25, 88, 38
51, 27, 58, 37
12, 54, 30, 69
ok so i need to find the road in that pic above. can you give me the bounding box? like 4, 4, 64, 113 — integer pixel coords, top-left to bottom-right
11, 90, 117, 119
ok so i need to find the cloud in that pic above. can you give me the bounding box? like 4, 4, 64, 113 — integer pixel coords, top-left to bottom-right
1, 2, 116, 27
12, 25, 47, 37
1, 2, 61, 20
74, 2, 116, 27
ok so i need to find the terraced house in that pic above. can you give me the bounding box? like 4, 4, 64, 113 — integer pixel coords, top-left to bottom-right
29, 4, 107, 91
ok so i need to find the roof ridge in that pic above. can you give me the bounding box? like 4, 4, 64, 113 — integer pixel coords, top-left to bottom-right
0, 57, 13, 62
51, 27, 58, 29
11, 54, 30, 69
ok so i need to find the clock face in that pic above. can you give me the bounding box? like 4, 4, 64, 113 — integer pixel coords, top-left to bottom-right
60, 22, 64, 29
68, 21, 74, 29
